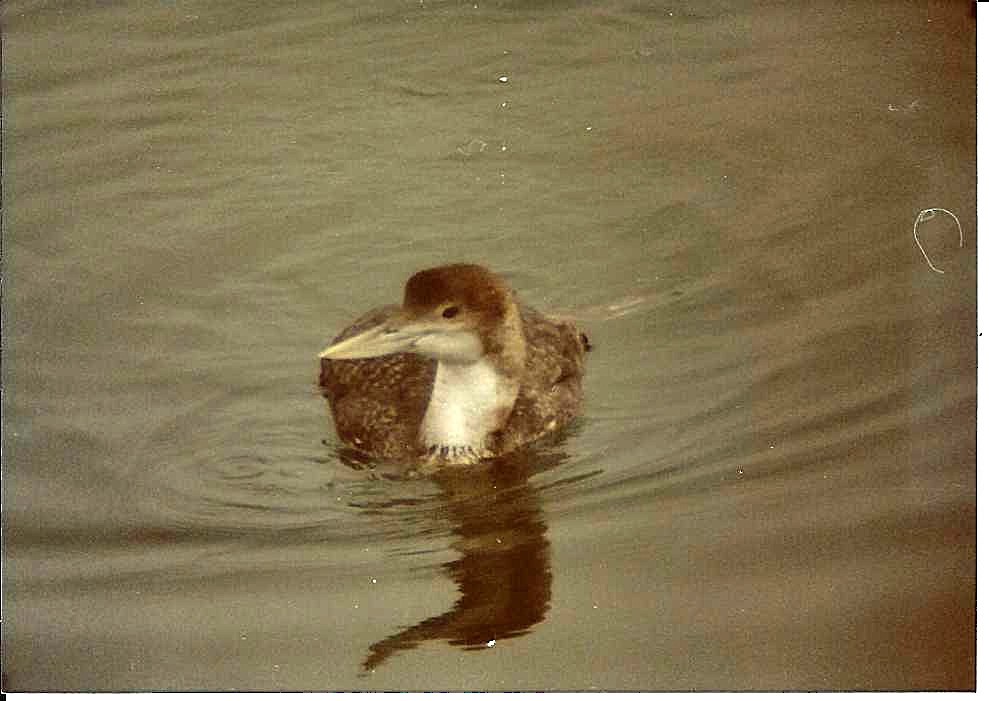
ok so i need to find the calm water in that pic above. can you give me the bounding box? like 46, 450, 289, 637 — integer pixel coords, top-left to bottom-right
3, 0, 976, 691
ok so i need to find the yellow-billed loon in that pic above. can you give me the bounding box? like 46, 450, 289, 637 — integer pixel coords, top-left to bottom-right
318, 263, 591, 465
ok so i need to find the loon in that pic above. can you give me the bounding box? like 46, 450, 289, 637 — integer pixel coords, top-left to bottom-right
318, 263, 591, 465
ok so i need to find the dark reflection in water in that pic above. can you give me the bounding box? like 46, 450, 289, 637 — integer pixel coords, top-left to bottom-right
363, 450, 561, 672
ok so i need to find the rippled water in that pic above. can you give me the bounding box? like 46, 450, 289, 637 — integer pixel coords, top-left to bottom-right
3, 0, 976, 691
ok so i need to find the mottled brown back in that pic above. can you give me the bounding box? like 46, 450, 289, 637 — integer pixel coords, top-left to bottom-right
319, 303, 589, 461
318, 305, 436, 459
492, 305, 588, 455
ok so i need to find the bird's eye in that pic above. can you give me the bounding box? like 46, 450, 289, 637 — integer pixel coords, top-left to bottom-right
442, 305, 460, 319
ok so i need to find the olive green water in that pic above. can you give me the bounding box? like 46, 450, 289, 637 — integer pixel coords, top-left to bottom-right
3, 0, 976, 690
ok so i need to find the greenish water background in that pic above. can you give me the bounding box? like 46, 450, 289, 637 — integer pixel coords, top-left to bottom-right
3, 0, 976, 690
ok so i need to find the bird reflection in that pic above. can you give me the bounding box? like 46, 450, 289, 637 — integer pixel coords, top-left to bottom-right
362, 449, 561, 672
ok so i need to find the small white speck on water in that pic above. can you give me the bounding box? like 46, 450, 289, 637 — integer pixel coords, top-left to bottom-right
486, 640, 496, 648
888, 99, 920, 112
585, 126, 593, 131
371, 577, 377, 584
501, 101, 509, 108
498, 75, 509, 83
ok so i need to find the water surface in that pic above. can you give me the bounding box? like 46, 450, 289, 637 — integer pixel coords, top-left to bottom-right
3, 0, 976, 690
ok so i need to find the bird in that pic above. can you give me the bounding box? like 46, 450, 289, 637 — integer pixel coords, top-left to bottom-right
317, 263, 591, 465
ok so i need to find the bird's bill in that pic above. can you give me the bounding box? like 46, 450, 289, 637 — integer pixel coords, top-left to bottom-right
318, 317, 435, 360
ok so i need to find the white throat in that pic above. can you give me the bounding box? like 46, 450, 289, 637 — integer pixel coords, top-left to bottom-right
420, 358, 518, 462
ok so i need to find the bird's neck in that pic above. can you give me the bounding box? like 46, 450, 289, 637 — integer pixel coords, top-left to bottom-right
420, 357, 520, 462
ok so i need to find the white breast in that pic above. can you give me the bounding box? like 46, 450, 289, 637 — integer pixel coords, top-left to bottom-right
420, 358, 517, 460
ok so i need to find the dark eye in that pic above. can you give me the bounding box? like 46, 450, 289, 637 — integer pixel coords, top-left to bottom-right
442, 305, 460, 319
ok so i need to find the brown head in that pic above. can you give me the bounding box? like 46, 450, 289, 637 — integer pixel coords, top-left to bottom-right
320, 263, 527, 377
404, 264, 513, 320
